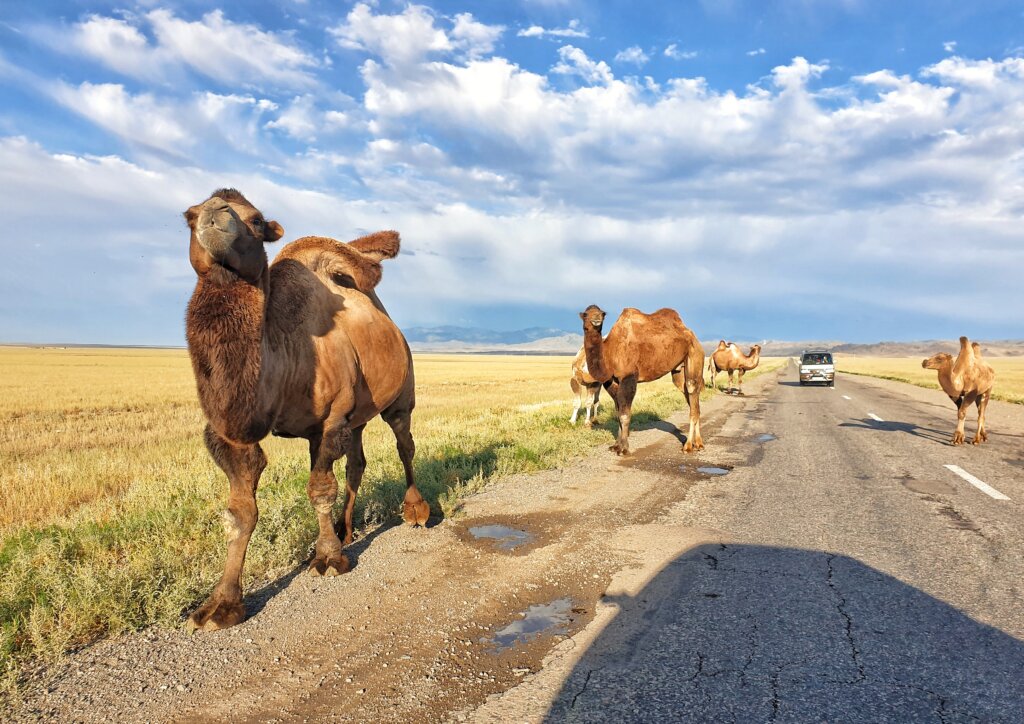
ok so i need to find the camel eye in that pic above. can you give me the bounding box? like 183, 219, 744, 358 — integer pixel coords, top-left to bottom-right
253, 217, 263, 227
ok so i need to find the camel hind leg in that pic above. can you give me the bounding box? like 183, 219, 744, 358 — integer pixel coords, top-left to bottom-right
382, 403, 429, 527
569, 377, 583, 424
338, 424, 367, 546
586, 383, 601, 425
672, 369, 704, 453
188, 425, 267, 631
973, 392, 990, 445
952, 392, 978, 446
307, 426, 352, 576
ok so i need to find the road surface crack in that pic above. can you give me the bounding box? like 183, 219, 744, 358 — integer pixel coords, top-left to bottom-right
570, 667, 600, 709
826, 555, 866, 684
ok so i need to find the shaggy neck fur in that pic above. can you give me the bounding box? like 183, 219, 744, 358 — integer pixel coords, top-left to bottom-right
186, 266, 272, 443
582, 322, 612, 383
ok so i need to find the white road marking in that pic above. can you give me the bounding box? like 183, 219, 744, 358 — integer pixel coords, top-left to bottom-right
944, 465, 1010, 501
868, 413, 884, 422
842, 395, 851, 400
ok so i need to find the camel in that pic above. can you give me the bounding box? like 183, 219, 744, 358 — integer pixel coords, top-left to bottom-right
569, 346, 601, 425
922, 336, 996, 446
579, 305, 704, 455
182, 188, 429, 631
707, 341, 762, 394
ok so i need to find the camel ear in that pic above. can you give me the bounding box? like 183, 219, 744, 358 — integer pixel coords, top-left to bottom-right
349, 230, 400, 262
264, 220, 284, 242
579, 312, 587, 321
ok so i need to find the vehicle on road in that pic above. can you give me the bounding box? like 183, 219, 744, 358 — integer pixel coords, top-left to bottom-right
799, 350, 835, 386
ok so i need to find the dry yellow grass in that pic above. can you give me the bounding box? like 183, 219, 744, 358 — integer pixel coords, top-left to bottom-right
0, 346, 783, 695
836, 355, 1024, 405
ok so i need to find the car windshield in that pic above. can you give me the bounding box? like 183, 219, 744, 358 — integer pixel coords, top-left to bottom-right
802, 354, 832, 365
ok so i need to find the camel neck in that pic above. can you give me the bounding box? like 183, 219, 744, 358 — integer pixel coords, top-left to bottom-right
935, 362, 960, 399
186, 270, 272, 442
582, 325, 611, 383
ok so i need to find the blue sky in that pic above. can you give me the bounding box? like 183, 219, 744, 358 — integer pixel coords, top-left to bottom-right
1, 1, 1023, 345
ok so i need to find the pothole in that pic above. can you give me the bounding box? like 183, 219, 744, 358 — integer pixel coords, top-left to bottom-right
899, 476, 956, 496
756, 433, 777, 442
485, 598, 573, 650
685, 465, 732, 476
468, 524, 533, 551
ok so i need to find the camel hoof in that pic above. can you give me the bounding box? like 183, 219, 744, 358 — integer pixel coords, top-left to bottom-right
186, 595, 245, 633
403, 500, 430, 527
309, 554, 350, 577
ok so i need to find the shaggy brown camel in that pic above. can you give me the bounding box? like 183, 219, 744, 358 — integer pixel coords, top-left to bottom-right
569, 345, 601, 425
922, 336, 996, 446
183, 188, 429, 631
707, 341, 762, 394
579, 305, 704, 455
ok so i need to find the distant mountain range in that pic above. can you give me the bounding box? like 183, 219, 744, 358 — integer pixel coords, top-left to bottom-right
405, 327, 1024, 357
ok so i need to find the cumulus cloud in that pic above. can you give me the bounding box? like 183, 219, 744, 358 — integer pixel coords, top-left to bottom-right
64, 10, 319, 88
551, 45, 614, 85
331, 3, 451, 67
943, 40, 957, 53
517, 19, 588, 39
615, 46, 650, 66
450, 12, 504, 59
664, 43, 698, 60
747, 47, 766, 56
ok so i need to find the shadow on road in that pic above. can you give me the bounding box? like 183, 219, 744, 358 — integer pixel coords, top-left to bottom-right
839, 417, 952, 445
544, 544, 1024, 722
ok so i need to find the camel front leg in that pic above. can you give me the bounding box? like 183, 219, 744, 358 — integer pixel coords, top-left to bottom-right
307, 427, 352, 576
188, 426, 267, 631
383, 405, 430, 527
727, 370, 736, 394
951, 393, 977, 446
672, 369, 704, 452
737, 369, 745, 395
339, 424, 367, 546
610, 376, 637, 456
973, 392, 990, 445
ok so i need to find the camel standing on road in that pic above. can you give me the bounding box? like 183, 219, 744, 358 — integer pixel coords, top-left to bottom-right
922, 336, 996, 446
569, 346, 601, 425
707, 342, 762, 394
183, 189, 429, 631
579, 305, 704, 455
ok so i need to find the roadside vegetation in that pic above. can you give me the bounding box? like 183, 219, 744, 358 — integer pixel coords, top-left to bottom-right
0, 346, 783, 697
836, 356, 1024, 405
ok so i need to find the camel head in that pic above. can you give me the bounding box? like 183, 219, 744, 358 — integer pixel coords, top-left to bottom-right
184, 189, 283, 283
579, 305, 606, 332
922, 352, 952, 370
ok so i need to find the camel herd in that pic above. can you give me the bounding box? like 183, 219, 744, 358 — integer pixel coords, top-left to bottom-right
181, 189, 996, 631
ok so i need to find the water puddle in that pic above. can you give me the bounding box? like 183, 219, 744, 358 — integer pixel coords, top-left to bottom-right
900, 476, 956, 496
487, 598, 573, 650
756, 433, 777, 443
697, 466, 731, 476
468, 524, 533, 550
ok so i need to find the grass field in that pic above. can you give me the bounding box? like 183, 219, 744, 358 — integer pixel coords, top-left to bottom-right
836, 356, 1024, 405
0, 346, 783, 695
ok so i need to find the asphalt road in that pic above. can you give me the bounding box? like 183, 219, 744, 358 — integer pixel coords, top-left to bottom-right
507, 362, 1024, 722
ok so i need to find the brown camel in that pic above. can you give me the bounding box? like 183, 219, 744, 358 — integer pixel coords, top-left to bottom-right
707, 341, 762, 394
183, 188, 429, 631
579, 305, 704, 455
922, 336, 996, 446
569, 345, 601, 425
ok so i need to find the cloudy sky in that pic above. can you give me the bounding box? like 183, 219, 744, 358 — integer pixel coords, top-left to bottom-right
1, 1, 1022, 345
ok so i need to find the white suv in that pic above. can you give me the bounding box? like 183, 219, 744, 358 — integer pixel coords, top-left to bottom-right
799, 350, 835, 387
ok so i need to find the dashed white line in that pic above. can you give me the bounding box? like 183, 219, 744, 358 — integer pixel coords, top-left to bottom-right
868, 413, 884, 422
842, 395, 852, 400
944, 465, 1010, 501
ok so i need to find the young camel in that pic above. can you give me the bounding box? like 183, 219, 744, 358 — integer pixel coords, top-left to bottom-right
183, 189, 429, 631
579, 305, 704, 455
922, 336, 996, 446
569, 345, 601, 425
707, 341, 762, 394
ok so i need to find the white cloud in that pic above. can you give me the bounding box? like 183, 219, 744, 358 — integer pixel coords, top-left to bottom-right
551, 45, 614, 85
517, 19, 588, 39
450, 12, 504, 59
664, 44, 698, 60
64, 10, 319, 88
265, 95, 320, 141
615, 46, 650, 66
331, 3, 451, 67
943, 40, 957, 53
747, 47, 766, 56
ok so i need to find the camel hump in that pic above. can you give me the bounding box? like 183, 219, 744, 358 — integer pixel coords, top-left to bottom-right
277, 236, 385, 290
348, 230, 400, 261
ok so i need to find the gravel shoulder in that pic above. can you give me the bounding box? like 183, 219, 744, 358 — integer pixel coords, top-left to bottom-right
11, 369, 783, 723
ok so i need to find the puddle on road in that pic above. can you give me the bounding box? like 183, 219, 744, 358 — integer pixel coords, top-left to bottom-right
486, 598, 573, 650
468, 524, 533, 551
696, 466, 731, 476
899, 476, 956, 496
756, 434, 777, 443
